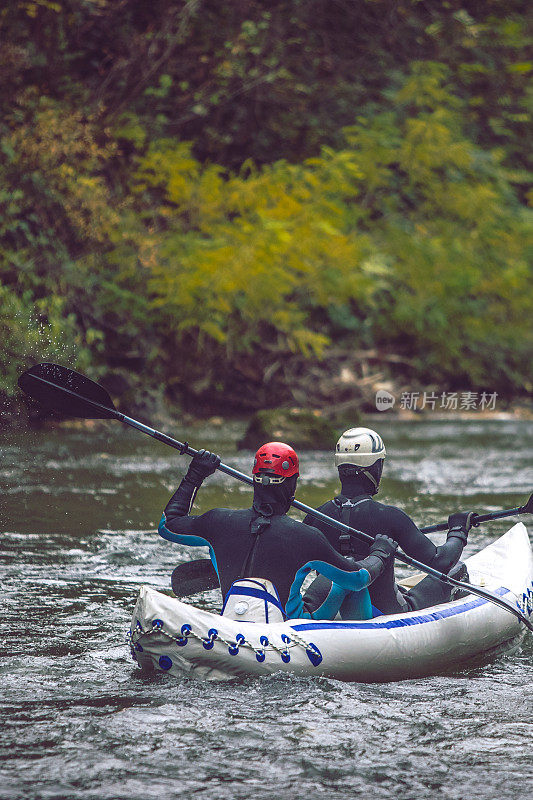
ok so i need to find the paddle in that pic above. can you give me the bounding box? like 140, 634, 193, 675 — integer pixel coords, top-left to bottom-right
18, 362, 533, 631
171, 559, 219, 597
421, 493, 533, 533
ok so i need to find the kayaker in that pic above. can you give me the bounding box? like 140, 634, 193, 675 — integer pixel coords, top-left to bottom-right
158, 442, 398, 619
302, 427, 475, 615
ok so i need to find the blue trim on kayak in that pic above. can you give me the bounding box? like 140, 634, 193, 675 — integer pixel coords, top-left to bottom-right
227, 586, 284, 612
289, 586, 512, 632
222, 584, 286, 618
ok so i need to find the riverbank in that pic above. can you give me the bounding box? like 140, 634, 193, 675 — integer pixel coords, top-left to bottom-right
5, 354, 532, 438
5, 395, 532, 446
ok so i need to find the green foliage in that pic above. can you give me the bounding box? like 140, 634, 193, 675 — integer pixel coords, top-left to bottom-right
0, 94, 125, 394
0, 284, 90, 397
135, 64, 532, 393
1, 3, 532, 415
136, 140, 375, 358
341, 65, 532, 389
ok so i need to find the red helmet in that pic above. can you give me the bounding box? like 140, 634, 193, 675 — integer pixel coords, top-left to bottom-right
252, 442, 299, 479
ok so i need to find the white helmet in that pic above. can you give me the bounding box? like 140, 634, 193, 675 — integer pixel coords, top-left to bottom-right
334, 427, 386, 468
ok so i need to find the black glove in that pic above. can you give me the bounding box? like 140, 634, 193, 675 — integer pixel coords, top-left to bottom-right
362, 535, 398, 582
368, 534, 398, 565
447, 511, 476, 544
185, 449, 221, 485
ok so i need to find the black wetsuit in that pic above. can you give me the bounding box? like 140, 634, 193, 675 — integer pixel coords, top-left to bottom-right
302, 476, 466, 614
158, 475, 389, 610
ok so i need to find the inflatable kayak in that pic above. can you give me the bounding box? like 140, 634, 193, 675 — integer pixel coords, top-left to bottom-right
128, 523, 533, 682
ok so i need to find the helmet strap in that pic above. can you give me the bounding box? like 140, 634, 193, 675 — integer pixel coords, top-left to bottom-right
359, 468, 379, 491
253, 473, 286, 485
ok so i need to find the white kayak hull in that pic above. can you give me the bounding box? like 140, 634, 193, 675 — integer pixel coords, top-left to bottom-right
129, 523, 533, 682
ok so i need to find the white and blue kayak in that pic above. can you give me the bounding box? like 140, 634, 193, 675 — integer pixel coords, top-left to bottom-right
129, 523, 533, 682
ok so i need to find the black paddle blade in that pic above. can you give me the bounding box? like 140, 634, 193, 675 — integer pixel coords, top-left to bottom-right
171, 559, 220, 598
18, 362, 117, 419
521, 493, 533, 515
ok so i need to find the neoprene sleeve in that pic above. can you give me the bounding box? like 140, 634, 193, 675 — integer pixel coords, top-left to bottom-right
431, 536, 466, 572
164, 477, 199, 518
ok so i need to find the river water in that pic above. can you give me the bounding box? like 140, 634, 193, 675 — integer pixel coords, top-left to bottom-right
1, 418, 532, 799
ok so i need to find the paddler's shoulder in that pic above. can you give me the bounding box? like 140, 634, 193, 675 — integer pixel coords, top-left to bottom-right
200, 507, 253, 523
371, 498, 418, 529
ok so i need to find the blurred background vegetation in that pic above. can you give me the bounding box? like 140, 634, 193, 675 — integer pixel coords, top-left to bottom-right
2, 0, 532, 422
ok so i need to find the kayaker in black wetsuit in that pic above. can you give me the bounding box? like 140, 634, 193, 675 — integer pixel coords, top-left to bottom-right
158, 442, 398, 619
303, 427, 475, 615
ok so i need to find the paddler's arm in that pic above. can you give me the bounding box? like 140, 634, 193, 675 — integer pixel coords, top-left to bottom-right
376, 505, 474, 572
343, 535, 398, 583
302, 501, 467, 570
158, 450, 221, 543
287, 534, 398, 619
311, 532, 398, 585
434, 511, 476, 568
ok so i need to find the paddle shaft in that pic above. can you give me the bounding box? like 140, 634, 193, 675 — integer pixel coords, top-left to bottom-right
21, 371, 533, 631
421, 506, 525, 533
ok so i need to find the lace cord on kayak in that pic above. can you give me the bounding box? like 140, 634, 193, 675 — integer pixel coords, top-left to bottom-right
127, 618, 323, 667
